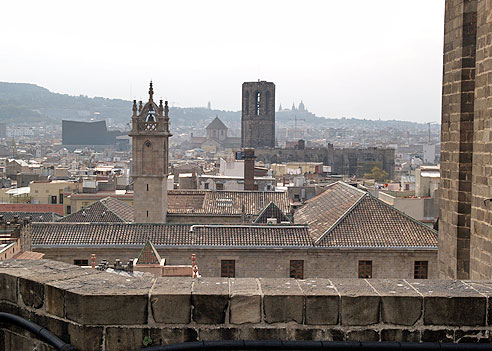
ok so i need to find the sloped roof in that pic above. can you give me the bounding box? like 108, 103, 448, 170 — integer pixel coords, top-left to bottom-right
58, 197, 134, 223
0, 211, 61, 223
0, 204, 64, 216
168, 190, 290, 217
135, 240, 161, 264
206, 116, 228, 130
254, 201, 291, 224
31, 223, 312, 248
294, 181, 438, 249
294, 181, 365, 242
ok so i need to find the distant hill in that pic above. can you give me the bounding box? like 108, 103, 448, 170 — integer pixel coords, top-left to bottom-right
0, 82, 438, 132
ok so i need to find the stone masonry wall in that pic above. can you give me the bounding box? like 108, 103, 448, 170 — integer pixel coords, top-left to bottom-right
439, 0, 477, 279
469, 0, 492, 279
2, 260, 492, 351
33, 247, 438, 279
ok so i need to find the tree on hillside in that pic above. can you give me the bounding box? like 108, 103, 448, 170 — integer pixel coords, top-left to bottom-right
364, 166, 389, 182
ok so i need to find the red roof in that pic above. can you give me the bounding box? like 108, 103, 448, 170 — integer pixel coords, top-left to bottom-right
0, 204, 64, 216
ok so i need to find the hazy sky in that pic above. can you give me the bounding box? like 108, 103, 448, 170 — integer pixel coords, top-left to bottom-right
1, 0, 444, 123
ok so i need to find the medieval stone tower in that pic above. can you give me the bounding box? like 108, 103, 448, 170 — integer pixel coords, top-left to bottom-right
129, 82, 171, 223
241, 81, 275, 148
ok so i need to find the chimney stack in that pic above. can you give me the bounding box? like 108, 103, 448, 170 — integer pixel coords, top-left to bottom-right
244, 148, 257, 191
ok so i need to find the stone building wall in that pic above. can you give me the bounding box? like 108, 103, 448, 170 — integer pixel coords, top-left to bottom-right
33, 247, 438, 279
470, 0, 492, 279
1, 260, 491, 351
439, 0, 477, 279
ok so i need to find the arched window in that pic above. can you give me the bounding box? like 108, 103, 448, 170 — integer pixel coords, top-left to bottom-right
255, 91, 261, 116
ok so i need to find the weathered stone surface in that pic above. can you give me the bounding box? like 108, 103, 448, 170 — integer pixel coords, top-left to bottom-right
151, 277, 192, 324
49, 272, 152, 325
455, 329, 488, 343
18, 277, 45, 309
229, 278, 261, 324
290, 328, 342, 341
148, 327, 198, 346
68, 324, 103, 351
298, 279, 339, 325
192, 278, 229, 324
370, 279, 422, 326
3, 329, 54, 351
260, 278, 303, 323
331, 279, 380, 326
381, 329, 420, 342
409, 280, 486, 326
0, 272, 19, 302
465, 282, 492, 325
199, 327, 239, 341
346, 329, 379, 342
239, 327, 288, 340
105, 327, 144, 351
422, 329, 454, 343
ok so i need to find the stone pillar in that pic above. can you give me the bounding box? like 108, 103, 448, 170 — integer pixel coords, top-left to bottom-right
439, 0, 477, 279
244, 148, 257, 191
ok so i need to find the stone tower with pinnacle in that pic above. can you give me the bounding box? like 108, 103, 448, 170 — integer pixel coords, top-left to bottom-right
129, 82, 171, 223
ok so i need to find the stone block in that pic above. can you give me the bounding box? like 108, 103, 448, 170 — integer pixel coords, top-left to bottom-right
260, 278, 303, 323
229, 278, 261, 324
331, 279, 380, 326
49, 272, 153, 325
151, 277, 192, 324
409, 280, 486, 326
298, 279, 339, 325
199, 328, 239, 341
0, 272, 19, 303
381, 329, 420, 342
105, 327, 145, 351
3, 329, 53, 351
465, 282, 492, 325
422, 329, 454, 343
346, 329, 379, 342
68, 324, 103, 351
455, 329, 488, 343
192, 278, 229, 324
18, 276, 44, 309
370, 279, 422, 326
148, 327, 198, 346
239, 327, 288, 340
290, 328, 343, 341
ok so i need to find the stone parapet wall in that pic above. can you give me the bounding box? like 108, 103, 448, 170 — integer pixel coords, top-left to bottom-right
1, 260, 492, 351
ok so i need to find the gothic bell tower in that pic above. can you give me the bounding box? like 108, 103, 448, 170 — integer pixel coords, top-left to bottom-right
129, 82, 171, 223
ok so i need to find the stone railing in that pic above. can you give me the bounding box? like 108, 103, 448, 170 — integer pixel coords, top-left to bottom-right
1, 259, 492, 351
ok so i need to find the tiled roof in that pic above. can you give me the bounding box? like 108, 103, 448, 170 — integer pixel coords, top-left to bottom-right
206, 116, 228, 130
295, 181, 438, 249
294, 182, 365, 242
168, 190, 290, 217
58, 197, 134, 223
0, 204, 64, 216
316, 196, 438, 249
31, 223, 311, 248
0, 211, 61, 223
136, 240, 161, 264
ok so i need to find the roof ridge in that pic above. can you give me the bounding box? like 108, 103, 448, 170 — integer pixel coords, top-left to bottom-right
100, 196, 132, 223
314, 192, 368, 245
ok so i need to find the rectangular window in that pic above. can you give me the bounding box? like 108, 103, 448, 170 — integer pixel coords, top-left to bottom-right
358, 260, 372, 278
146, 210, 149, 217
204, 183, 209, 190
290, 260, 304, 279
51, 195, 57, 204
221, 260, 235, 278
73, 259, 88, 266
59, 194, 63, 204
414, 261, 428, 279
216, 183, 224, 190
66, 205, 71, 215
147, 184, 149, 191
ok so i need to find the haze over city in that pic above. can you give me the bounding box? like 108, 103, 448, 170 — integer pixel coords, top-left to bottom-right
1, 0, 444, 123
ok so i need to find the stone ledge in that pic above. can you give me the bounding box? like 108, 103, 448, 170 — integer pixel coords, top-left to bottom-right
2, 260, 492, 331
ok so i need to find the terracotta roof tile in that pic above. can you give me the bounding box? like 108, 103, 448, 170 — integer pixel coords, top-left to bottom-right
0, 204, 64, 216
0, 211, 61, 223
58, 197, 134, 223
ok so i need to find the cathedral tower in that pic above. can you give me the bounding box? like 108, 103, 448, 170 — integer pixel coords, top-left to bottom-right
129, 82, 171, 223
241, 81, 275, 148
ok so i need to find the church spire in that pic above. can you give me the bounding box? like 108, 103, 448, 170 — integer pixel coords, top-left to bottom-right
148, 81, 154, 101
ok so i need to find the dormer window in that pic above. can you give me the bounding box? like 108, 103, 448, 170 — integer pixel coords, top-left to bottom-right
146, 104, 156, 122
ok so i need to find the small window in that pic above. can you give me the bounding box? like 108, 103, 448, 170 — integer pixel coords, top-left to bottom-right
358, 260, 372, 278
147, 184, 149, 191
59, 194, 63, 204
147, 210, 149, 217
51, 195, 57, 204
66, 205, 71, 215
204, 183, 209, 190
216, 183, 224, 190
221, 260, 235, 278
74, 259, 88, 266
414, 261, 428, 279
290, 260, 304, 279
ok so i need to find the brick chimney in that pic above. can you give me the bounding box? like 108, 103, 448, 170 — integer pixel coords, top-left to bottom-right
244, 148, 257, 191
